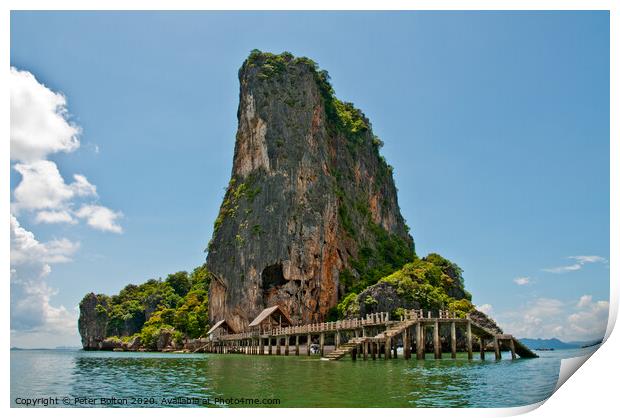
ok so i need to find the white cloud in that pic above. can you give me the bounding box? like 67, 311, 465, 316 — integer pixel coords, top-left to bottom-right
543, 263, 582, 274
10, 67, 80, 162
10, 68, 121, 348
477, 304, 493, 315
12, 160, 97, 213
10, 216, 79, 345
543, 255, 607, 274
577, 295, 593, 309
495, 296, 609, 342
75, 204, 123, 234
34, 210, 77, 225
10, 215, 79, 265
514, 277, 530, 286
71, 174, 98, 197
569, 256, 606, 264
567, 298, 609, 340
10, 68, 121, 234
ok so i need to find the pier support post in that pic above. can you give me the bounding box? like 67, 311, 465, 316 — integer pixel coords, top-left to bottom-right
494, 336, 501, 360
416, 322, 424, 360
268, 337, 272, 355
363, 341, 368, 360
510, 339, 516, 360
434, 320, 442, 359
467, 321, 473, 360
319, 333, 325, 357
393, 337, 398, 359
307, 334, 311, 356
285, 336, 290, 356
295, 335, 300, 356
421, 325, 426, 357
451, 321, 457, 359
371, 342, 377, 360
403, 327, 411, 359
259, 338, 264, 355
480, 338, 485, 360
385, 337, 392, 359
335, 331, 340, 348
276, 337, 281, 355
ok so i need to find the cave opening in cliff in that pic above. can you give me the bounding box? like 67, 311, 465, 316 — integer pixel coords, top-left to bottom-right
262, 263, 286, 293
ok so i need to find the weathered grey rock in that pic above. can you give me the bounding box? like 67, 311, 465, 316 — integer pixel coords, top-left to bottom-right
469, 309, 503, 335
207, 52, 413, 331
78, 293, 110, 350
358, 282, 421, 317
101, 337, 122, 350
124, 336, 141, 351
156, 329, 173, 351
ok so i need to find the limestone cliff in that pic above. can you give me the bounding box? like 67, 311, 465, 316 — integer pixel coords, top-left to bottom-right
78, 293, 110, 350
206, 51, 414, 331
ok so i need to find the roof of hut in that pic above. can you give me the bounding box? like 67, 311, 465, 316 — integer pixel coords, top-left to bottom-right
248, 305, 293, 327
206, 319, 237, 335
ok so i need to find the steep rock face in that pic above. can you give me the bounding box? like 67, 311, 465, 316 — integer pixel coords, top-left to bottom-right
78, 293, 110, 350
207, 52, 413, 331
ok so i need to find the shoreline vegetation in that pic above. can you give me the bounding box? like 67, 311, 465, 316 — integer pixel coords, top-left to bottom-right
79, 253, 479, 353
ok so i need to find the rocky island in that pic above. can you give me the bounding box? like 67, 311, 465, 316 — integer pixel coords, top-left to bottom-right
79, 50, 501, 352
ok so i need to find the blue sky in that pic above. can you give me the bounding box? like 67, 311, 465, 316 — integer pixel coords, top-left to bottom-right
10, 11, 609, 347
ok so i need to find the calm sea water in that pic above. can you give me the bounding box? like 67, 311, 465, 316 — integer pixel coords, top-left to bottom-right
11, 347, 597, 408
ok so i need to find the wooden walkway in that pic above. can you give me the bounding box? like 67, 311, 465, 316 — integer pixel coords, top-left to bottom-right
196, 309, 538, 361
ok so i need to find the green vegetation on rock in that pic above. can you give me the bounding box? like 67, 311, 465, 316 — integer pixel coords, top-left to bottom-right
86, 263, 211, 349
212, 175, 262, 236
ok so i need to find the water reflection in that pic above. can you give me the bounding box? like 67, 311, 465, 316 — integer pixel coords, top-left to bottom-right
12, 347, 596, 408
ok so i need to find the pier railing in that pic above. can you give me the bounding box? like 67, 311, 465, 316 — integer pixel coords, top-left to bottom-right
217, 309, 462, 341
204, 308, 538, 360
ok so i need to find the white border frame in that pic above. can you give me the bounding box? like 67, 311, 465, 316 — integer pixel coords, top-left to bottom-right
2, 2, 616, 418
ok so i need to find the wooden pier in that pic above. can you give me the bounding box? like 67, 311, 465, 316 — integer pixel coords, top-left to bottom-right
197, 308, 538, 361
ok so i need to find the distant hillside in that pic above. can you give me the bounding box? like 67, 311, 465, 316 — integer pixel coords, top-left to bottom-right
520, 338, 579, 350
